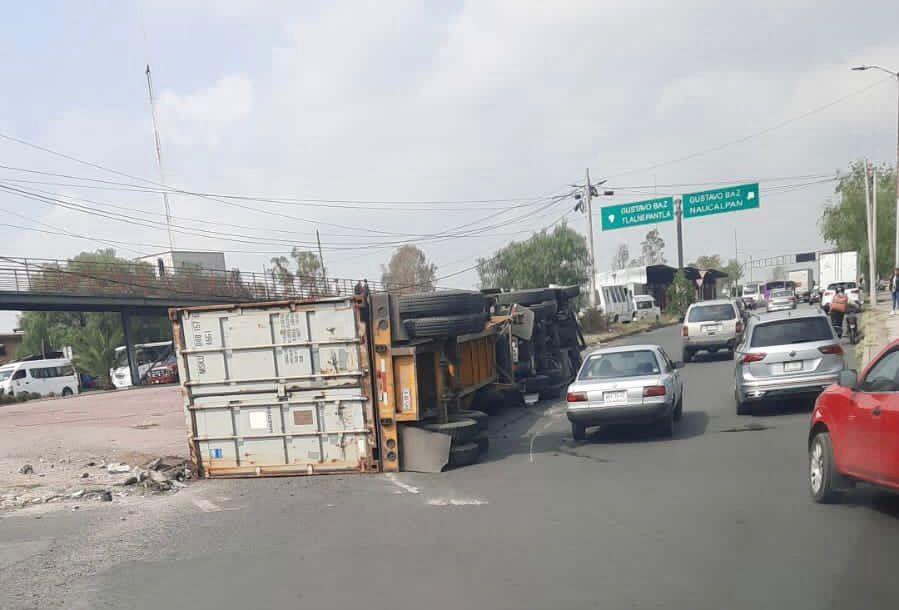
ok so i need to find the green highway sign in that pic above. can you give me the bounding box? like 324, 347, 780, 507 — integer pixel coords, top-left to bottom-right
601, 196, 674, 231
682, 183, 759, 219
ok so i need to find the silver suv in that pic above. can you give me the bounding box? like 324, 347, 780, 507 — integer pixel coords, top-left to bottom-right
734, 309, 844, 415
681, 299, 742, 362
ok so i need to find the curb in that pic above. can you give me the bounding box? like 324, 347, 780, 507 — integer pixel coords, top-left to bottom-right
587, 320, 679, 346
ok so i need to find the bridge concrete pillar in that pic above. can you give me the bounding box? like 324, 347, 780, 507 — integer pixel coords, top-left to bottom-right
120, 310, 141, 387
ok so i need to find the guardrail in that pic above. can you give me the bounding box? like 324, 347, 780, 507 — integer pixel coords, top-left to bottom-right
0, 256, 386, 302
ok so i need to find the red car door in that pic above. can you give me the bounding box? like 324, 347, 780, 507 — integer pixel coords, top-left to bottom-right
877, 390, 899, 489
850, 349, 899, 481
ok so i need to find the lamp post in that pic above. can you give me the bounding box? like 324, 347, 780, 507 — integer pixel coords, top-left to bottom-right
852, 64, 899, 268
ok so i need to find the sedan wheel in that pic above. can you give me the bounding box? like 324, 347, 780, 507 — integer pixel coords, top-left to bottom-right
809, 432, 839, 503
571, 422, 586, 441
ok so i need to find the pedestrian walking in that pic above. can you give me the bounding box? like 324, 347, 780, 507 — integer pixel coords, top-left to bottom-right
890, 268, 899, 314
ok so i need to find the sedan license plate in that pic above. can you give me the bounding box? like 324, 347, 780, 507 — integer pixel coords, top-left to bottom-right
603, 390, 627, 404
784, 361, 803, 373
701, 324, 721, 334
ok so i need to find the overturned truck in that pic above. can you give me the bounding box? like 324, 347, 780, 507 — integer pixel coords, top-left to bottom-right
171, 286, 584, 478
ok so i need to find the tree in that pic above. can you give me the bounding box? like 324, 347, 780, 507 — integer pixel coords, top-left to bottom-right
723, 258, 743, 289
477, 223, 590, 290
612, 244, 630, 271
382, 245, 437, 293
269, 256, 294, 292
821, 161, 897, 280
627, 256, 644, 268
72, 316, 124, 389
641, 229, 666, 265
665, 269, 694, 317
689, 254, 723, 269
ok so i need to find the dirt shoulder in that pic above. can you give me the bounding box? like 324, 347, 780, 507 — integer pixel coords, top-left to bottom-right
0, 386, 189, 512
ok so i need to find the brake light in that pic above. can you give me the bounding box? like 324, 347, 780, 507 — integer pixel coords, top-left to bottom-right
824, 290, 834, 296
819, 345, 843, 355
682, 325, 688, 337
643, 385, 666, 397
741, 352, 766, 363
735, 320, 743, 333
567, 391, 587, 402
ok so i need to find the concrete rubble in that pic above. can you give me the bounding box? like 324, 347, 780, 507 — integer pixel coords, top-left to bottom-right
2, 455, 193, 513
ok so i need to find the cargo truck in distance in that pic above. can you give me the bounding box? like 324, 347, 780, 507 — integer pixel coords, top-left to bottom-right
787, 269, 814, 302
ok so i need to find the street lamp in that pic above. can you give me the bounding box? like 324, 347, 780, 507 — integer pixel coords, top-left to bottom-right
852, 64, 899, 267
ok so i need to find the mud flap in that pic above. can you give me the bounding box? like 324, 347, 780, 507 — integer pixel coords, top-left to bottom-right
399, 425, 452, 473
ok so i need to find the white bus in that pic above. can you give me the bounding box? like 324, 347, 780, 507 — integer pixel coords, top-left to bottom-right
597, 285, 635, 323
110, 341, 174, 389
0, 357, 80, 399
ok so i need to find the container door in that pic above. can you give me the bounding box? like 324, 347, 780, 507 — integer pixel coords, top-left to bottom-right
178, 298, 376, 478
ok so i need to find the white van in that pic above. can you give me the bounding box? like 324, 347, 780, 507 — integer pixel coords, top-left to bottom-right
0, 358, 80, 399
110, 341, 174, 389
632, 294, 661, 321
597, 285, 635, 323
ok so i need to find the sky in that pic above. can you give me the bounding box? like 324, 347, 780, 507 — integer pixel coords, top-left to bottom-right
1, 0, 899, 331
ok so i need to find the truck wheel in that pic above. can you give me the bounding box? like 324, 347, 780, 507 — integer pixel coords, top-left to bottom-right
397, 290, 486, 318
528, 300, 558, 321
403, 313, 488, 338
809, 432, 840, 503
455, 409, 488, 432
494, 288, 556, 306
571, 422, 586, 441
447, 442, 480, 468
560, 285, 581, 299
416, 417, 479, 444
62, 387, 74, 397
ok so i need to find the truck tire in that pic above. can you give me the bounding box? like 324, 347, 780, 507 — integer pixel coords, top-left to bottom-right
494, 288, 556, 306
524, 374, 551, 393
455, 409, 488, 432
447, 441, 480, 468
403, 313, 488, 339
528, 300, 558, 321
560, 285, 580, 299
397, 290, 486, 318
416, 417, 479, 444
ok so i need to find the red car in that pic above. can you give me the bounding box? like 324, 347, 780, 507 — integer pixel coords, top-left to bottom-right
808, 339, 899, 502
147, 355, 179, 385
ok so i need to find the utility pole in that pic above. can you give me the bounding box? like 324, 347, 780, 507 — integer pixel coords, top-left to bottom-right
864, 159, 876, 306
874, 167, 879, 300
584, 168, 597, 307
315, 228, 327, 286
145, 64, 176, 252
675, 197, 684, 269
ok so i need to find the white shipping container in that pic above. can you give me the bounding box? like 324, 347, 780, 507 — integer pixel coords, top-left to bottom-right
819, 251, 858, 289
173, 298, 378, 478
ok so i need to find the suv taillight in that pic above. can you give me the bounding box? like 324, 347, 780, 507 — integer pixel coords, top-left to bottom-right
682, 325, 688, 337
735, 320, 743, 333
567, 391, 587, 402
819, 345, 843, 355
741, 352, 766, 363
643, 385, 666, 397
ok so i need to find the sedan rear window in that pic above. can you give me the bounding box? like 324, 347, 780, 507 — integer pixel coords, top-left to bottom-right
580, 350, 661, 380
750, 317, 833, 348
687, 304, 735, 322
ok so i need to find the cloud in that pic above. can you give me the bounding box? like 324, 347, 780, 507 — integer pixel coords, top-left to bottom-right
158, 74, 254, 146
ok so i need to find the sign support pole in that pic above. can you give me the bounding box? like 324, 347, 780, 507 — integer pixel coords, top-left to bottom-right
585, 168, 597, 307
675, 197, 684, 269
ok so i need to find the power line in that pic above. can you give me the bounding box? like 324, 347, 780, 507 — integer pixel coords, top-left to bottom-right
601, 76, 894, 181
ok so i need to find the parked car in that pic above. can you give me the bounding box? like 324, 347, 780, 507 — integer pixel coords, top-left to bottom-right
632, 295, 661, 322
734, 310, 844, 415
766, 288, 797, 312
821, 282, 862, 312
566, 344, 684, 440
147, 354, 179, 385
681, 299, 742, 362
0, 357, 80, 399
808, 339, 899, 502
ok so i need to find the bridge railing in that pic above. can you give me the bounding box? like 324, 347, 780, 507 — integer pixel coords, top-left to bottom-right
0, 257, 386, 302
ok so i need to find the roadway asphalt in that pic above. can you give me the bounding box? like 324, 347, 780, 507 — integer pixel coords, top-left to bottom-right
3, 316, 899, 610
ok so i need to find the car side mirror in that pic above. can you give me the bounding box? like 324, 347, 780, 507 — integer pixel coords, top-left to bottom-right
838, 369, 858, 389
673, 361, 684, 369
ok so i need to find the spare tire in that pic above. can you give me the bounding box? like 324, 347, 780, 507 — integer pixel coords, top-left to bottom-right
416, 416, 479, 444
403, 313, 488, 338
494, 288, 556, 306
398, 290, 486, 318
527, 300, 558, 321
447, 441, 480, 468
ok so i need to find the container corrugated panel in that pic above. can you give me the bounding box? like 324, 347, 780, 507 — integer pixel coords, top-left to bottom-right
172, 298, 378, 478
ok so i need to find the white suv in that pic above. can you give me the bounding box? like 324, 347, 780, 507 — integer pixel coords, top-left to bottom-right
681, 299, 742, 362
821, 282, 862, 312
